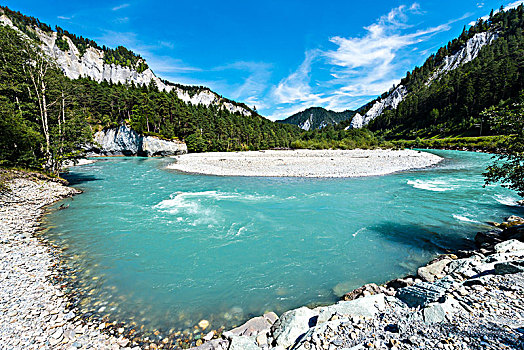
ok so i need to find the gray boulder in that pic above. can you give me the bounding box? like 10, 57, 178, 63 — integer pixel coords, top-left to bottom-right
396, 277, 454, 308
316, 294, 386, 324
223, 312, 277, 338
418, 258, 453, 282
495, 260, 524, 274
446, 257, 482, 278
494, 239, 524, 254
423, 297, 461, 324
271, 307, 319, 349
228, 335, 259, 350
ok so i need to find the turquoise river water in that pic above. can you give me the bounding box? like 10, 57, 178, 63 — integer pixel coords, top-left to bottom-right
43, 150, 524, 337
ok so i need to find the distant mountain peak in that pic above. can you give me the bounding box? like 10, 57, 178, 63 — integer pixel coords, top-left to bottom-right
278, 107, 356, 131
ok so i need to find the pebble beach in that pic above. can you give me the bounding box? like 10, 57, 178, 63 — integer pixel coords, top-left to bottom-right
0, 174, 134, 350
167, 149, 443, 178
2, 168, 524, 350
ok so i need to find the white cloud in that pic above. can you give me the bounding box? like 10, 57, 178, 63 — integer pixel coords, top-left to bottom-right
112, 3, 130, 11
264, 3, 451, 120
272, 50, 325, 104
324, 4, 449, 98
57, 15, 72, 20
220, 62, 272, 104
114, 17, 129, 24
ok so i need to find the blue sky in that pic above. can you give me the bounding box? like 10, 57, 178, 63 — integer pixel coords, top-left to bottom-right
3, 0, 523, 119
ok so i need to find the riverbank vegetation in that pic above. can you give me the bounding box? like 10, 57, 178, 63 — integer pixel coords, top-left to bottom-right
0, 17, 298, 174
0, 3, 523, 198
367, 5, 524, 138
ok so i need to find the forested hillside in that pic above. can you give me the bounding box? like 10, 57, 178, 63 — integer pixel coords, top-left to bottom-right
0, 8, 299, 173
278, 107, 356, 130
368, 5, 524, 138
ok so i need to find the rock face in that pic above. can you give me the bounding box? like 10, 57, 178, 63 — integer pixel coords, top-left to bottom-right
428, 31, 499, 83
350, 31, 499, 129
91, 125, 187, 156
271, 307, 319, 349
299, 114, 313, 131
316, 294, 386, 323
351, 85, 407, 129
0, 14, 253, 117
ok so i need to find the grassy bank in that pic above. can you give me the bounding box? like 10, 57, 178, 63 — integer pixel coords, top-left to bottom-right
392, 135, 508, 153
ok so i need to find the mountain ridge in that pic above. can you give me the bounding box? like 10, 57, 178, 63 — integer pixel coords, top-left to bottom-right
278, 107, 356, 131
367, 4, 524, 137
351, 30, 499, 129
0, 6, 255, 118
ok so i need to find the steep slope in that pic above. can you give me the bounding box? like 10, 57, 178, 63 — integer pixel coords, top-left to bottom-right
0, 6, 253, 117
278, 107, 356, 130
0, 7, 300, 171
366, 5, 524, 137
351, 30, 499, 129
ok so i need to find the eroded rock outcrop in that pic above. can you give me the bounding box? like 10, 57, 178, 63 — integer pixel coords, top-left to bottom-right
90, 125, 187, 156
351, 31, 499, 129
0, 14, 253, 117
350, 85, 407, 129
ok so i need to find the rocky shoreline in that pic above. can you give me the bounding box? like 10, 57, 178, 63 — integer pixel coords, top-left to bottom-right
0, 172, 136, 350
189, 217, 524, 350
2, 172, 524, 350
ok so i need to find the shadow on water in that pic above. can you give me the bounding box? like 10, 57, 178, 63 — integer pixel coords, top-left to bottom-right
371, 221, 476, 253
61, 173, 100, 186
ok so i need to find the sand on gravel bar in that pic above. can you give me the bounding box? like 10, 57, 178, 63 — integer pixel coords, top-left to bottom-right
167, 149, 442, 177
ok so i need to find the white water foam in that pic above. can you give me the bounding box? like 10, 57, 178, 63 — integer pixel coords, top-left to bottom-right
154, 190, 273, 210
352, 227, 366, 237
407, 179, 456, 192
452, 214, 481, 224
154, 191, 275, 226
494, 194, 520, 207
154, 191, 218, 226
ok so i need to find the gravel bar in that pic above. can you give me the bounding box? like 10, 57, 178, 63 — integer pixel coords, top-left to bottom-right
167, 149, 442, 178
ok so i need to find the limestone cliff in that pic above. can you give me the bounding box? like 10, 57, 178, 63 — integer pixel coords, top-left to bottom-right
351, 31, 499, 129
0, 14, 253, 117
350, 86, 407, 129
90, 125, 187, 156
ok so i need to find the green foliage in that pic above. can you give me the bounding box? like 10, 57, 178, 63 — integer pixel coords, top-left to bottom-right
368, 4, 524, 138
55, 26, 100, 56
291, 127, 384, 150
0, 25, 93, 174
0, 5, 52, 42
482, 95, 524, 197
0, 18, 300, 175
103, 45, 149, 72
278, 107, 356, 130
0, 24, 42, 168
55, 35, 69, 51
186, 133, 208, 152
67, 77, 299, 152
392, 135, 508, 151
